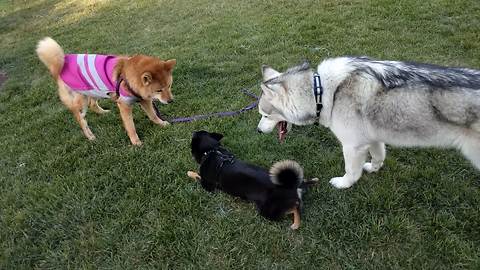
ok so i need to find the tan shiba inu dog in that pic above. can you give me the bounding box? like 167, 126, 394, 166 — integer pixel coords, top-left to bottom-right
36, 37, 176, 145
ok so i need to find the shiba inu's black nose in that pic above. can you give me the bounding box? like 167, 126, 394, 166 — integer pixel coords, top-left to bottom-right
257, 128, 263, 134
167, 99, 174, 104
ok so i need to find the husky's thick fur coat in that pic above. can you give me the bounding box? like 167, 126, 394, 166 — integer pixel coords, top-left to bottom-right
257, 57, 480, 188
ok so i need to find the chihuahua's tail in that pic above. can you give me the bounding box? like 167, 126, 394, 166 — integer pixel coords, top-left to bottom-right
36, 37, 64, 79
269, 160, 303, 189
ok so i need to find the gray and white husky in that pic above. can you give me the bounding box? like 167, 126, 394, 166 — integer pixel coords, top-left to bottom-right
256, 57, 480, 189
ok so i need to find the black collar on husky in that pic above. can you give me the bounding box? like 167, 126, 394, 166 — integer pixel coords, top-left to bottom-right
313, 72, 323, 125
115, 77, 143, 101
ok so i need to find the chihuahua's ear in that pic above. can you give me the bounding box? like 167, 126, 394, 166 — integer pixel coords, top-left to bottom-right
210, 132, 224, 141
141, 72, 153, 85
165, 59, 176, 71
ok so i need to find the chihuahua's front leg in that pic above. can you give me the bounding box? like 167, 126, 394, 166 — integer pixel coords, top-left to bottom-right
187, 171, 201, 181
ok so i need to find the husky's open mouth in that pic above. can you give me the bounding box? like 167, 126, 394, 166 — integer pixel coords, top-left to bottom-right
277, 121, 288, 143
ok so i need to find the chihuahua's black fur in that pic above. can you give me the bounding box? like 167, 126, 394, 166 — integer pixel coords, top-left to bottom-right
190, 130, 315, 225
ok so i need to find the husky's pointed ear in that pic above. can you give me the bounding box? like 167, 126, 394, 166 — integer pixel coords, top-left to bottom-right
261, 82, 287, 98
261, 84, 276, 98
262, 65, 281, 81
209, 132, 224, 141
299, 60, 310, 70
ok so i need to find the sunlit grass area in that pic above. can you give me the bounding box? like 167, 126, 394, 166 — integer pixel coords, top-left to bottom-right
1, 0, 479, 268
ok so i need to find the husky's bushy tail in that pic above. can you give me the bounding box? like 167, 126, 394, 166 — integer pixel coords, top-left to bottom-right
36, 37, 64, 79
269, 160, 303, 189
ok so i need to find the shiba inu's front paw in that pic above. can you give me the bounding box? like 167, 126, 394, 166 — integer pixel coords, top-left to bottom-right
84, 129, 96, 141
363, 162, 382, 173
131, 138, 143, 146
159, 120, 170, 127
329, 176, 354, 189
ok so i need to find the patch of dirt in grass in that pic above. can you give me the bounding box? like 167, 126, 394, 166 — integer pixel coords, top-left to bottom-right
0, 70, 7, 90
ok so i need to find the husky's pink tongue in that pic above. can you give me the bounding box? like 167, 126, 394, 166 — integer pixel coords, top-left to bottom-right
277, 121, 288, 143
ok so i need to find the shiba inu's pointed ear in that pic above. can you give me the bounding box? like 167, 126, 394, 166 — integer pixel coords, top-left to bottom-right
210, 132, 224, 141
262, 65, 281, 81
142, 72, 153, 85
165, 59, 176, 71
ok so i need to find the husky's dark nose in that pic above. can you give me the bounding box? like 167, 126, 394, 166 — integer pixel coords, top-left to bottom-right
257, 128, 263, 134
167, 99, 174, 104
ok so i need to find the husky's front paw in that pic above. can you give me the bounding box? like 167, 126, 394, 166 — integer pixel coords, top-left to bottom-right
363, 162, 382, 173
329, 177, 354, 189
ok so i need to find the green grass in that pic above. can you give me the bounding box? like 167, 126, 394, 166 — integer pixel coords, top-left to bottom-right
1, 0, 480, 269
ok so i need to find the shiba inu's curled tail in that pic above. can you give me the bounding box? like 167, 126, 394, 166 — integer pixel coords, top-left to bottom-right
269, 160, 303, 189
36, 37, 64, 79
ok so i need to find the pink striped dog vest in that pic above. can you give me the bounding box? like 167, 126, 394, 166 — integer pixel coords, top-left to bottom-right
60, 54, 137, 103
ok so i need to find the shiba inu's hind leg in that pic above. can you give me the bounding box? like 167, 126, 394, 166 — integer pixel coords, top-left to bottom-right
58, 82, 95, 140
71, 94, 95, 140
89, 98, 110, 114
363, 141, 386, 173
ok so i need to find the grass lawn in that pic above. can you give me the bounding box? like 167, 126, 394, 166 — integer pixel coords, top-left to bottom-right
1, 0, 480, 268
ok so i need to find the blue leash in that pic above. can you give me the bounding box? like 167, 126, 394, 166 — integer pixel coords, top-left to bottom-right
153, 87, 259, 123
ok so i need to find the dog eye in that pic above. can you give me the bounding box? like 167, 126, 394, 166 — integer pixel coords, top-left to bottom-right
157, 89, 163, 93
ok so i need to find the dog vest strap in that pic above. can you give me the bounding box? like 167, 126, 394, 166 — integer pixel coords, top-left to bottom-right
200, 148, 235, 189
115, 77, 123, 98
115, 77, 143, 101
313, 72, 323, 124
201, 149, 221, 164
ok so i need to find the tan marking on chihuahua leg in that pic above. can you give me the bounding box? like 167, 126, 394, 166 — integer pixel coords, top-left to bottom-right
139, 100, 169, 127
187, 171, 201, 181
71, 94, 95, 140
89, 98, 110, 114
288, 206, 301, 230
117, 101, 141, 145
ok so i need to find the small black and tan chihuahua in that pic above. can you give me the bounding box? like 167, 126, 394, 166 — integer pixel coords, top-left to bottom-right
187, 130, 317, 230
